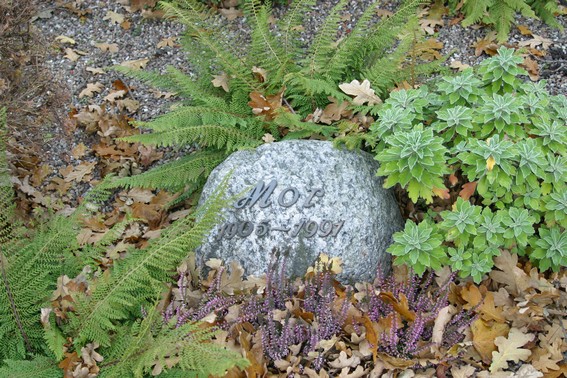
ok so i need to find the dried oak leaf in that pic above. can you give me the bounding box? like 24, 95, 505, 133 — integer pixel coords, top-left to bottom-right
522, 57, 539, 81
94, 42, 119, 53
86, 67, 105, 75
248, 89, 286, 120
490, 328, 535, 372
519, 34, 553, 50
55, 35, 76, 44
103, 11, 124, 24
64, 48, 87, 62
218, 7, 243, 20
517, 25, 533, 36
120, 58, 149, 70
339, 79, 382, 105
473, 33, 499, 57
459, 181, 477, 200
471, 318, 510, 364
211, 72, 230, 92
490, 250, 531, 296
79, 82, 104, 98
320, 97, 349, 125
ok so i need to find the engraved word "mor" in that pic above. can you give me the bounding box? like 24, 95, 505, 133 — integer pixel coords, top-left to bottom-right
234, 180, 324, 209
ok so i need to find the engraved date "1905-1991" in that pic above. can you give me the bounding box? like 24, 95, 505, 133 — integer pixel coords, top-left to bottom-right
215, 219, 344, 241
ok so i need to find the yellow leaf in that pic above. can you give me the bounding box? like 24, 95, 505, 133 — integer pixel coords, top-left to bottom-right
490, 328, 535, 372
486, 156, 496, 171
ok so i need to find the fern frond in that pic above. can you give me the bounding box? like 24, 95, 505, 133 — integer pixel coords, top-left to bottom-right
489, 1, 518, 42
121, 124, 262, 151
303, 0, 349, 77
279, 0, 317, 61
243, 0, 286, 74
161, 0, 259, 93
0, 356, 61, 378
68, 176, 231, 347
110, 151, 227, 191
133, 106, 250, 132
461, 0, 493, 27
99, 303, 248, 377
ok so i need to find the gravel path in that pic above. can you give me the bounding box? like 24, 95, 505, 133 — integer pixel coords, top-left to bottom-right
29, 0, 566, 202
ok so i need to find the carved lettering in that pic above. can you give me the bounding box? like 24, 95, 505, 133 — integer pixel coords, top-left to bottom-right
234, 179, 277, 209
277, 187, 300, 207
303, 188, 324, 208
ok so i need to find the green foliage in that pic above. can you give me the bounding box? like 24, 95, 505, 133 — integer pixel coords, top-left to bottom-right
444, 0, 562, 42
0, 356, 61, 378
115, 0, 437, 195
99, 302, 248, 377
388, 220, 448, 275
68, 175, 231, 348
376, 124, 449, 203
371, 47, 567, 279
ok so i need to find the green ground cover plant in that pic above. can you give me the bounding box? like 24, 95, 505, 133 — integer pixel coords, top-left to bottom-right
370, 47, 566, 281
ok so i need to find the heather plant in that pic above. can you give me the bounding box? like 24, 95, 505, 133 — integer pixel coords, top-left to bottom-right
369, 46, 567, 281
170, 255, 477, 369
363, 269, 476, 359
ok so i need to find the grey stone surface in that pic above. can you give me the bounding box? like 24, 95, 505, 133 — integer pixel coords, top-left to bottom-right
197, 140, 404, 282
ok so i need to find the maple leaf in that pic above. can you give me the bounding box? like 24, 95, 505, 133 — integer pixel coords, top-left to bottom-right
79, 82, 104, 98
212, 72, 230, 92
519, 34, 553, 50
94, 42, 119, 53
339, 79, 382, 106
103, 10, 125, 24
490, 328, 535, 372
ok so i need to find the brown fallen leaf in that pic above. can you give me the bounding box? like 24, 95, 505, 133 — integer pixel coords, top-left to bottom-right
120, 58, 149, 70
471, 318, 510, 364
86, 67, 105, 75
473, 32, 499, 57
157, 36, 177, 48
459, 181, 477, 200
218, 7, 243, 20
103, 10, 125, 24
120, 19, 131, 30
522, 56, 540, 81
490, 328, 534, 372
449, 60, 471, 71
64, 48, 87, 62
339, 79, 382, 106
79, 82, 104, 98
320, 97, 349, 125
94, 42, 119, 53
519, 34, 553, 50
262, 133, 275, 143
212, 72, 230, 92
517, 25, 533, 36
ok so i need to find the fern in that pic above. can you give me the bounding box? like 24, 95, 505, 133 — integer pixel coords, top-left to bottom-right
67, 175, 231, 348
0, 107, 80, 361
0, 356, 61, 378
457, 0, 561, 42
110, 151, 227, 192
98, 303, 248, 377
114, 0, 433, 196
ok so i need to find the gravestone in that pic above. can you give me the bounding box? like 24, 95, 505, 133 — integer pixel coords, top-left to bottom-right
197, 140, 404, 282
